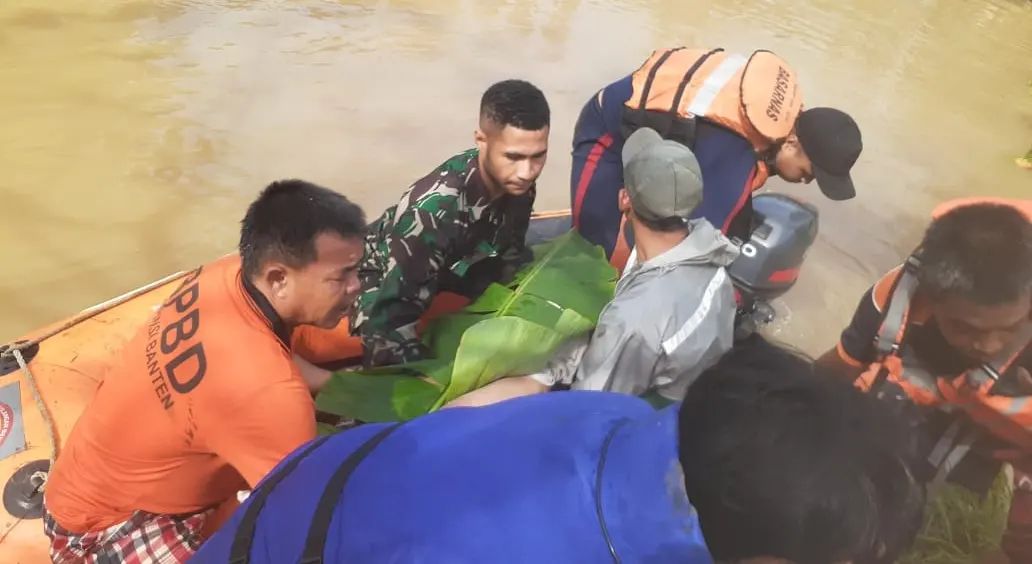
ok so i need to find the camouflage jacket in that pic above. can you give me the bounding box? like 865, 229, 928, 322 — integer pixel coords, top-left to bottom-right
351, 148, 535, 367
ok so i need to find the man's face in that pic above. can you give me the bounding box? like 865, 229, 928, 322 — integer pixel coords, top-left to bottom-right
475, 122, 548, 197
931, 292, 1031, 363
773, 136, 814, 184
278, 232, 364, 329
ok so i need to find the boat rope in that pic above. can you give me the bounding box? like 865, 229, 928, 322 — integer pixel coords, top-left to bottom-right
0, 266, 203, 545
10, 347, 55, 492
0, 268, 194, 491
0, 269, 190, 355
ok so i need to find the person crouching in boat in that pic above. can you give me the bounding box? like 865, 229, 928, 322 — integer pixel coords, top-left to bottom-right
815, 198, 1032, 564
446, 126, 738, 408
572, 47, 862, 270
293, 79, 550, 369
42, 181, 368, 563
191, 337, 924, 564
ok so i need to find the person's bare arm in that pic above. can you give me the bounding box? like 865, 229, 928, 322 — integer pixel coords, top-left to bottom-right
441, 336, 591, 409
443, 376, 550, 409
815, 277, 899, 384
293, 354, 332, 394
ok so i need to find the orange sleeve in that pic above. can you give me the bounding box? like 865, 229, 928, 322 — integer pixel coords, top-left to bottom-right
835, 341, 864, 368
291, 319, 364, 365
291, 293, 472, 365
206, 376, 317, 487
870, 266, 903, 314
940, 376, 1032, 452
835, 266, 904, 367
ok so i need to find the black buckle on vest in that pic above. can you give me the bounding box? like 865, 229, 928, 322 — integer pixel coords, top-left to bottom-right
871, 334, 901, 358
904, 253, 922, 273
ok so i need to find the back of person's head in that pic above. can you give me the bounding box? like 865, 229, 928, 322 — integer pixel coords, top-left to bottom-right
678, 336, 923, 563
619, 127, 702, 234
239, 179, 366, 279
479, 79, 550, 132
917, 202, 1032, 306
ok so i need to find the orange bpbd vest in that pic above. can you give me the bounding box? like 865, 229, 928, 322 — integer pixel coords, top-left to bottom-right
623, 47, 803, 190
857, 198, 1032, 484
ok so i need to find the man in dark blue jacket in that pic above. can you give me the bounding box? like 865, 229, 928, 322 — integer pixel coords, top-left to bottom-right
193, 338, 921, 564
572, 50, 862, 269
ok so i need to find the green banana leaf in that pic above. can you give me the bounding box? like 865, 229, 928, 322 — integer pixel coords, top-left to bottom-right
1019, 147, 1032, 170
315, 230, 616, 422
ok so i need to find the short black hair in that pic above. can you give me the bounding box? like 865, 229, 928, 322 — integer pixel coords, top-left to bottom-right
635, 213, 689, 233
679, 336, 923, 563
917, 203, 1032, 305
239, 179, 366, 279
479, 79, 550, 131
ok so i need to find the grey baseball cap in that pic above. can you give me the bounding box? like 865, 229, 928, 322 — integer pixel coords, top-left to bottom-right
622, 127, 704, 222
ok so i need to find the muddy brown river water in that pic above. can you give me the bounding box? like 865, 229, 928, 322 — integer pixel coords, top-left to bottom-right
1, 0, 1030, 353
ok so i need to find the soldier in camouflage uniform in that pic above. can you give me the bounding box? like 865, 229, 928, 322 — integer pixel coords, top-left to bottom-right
351, 80, 551, 367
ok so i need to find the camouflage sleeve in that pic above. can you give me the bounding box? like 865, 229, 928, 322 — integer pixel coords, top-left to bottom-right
358, 197, 459, 367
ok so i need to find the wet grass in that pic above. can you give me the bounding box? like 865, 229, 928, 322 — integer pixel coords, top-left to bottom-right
901, 472, 1011, 564
1018, 148, 1032, 170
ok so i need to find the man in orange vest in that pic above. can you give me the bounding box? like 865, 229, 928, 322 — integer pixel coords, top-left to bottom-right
571, 47, 862, 269
43, 180, 367, 563
817, 198, 1032, 564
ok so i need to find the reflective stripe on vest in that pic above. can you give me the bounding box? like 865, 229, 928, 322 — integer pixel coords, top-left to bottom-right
938, 324, 1032, 452
625, 48, 802, 153
872, 255, 922, 360
861, 254, 1032, 470
685, 54, 748, 117
865, 260, 1031, 404
861, 198, 1032, 481
926, 420, 978, 490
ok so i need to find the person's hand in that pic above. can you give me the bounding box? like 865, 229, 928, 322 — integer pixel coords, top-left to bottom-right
442, 390, 486, 409
988, 367, 1032, 397
293, 354, 332, 394
442, 376, 550, 409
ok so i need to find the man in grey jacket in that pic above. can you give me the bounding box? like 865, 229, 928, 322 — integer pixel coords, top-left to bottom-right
567, 126, 739, 400
446, 127, 739, 407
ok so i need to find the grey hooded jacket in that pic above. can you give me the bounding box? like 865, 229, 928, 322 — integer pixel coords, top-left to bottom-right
565, 219, 739, 400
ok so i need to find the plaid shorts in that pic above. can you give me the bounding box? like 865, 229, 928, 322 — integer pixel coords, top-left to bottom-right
43, 508, 210, 564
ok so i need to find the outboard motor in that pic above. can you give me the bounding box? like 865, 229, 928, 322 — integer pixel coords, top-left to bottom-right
728, 193, 819, 340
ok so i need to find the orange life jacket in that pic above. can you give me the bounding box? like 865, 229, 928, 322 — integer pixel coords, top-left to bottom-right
622, 47, 803, 190
856, 199, 1032, 485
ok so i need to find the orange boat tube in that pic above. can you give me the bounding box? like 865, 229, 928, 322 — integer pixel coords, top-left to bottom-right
0, 210, 574, 562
